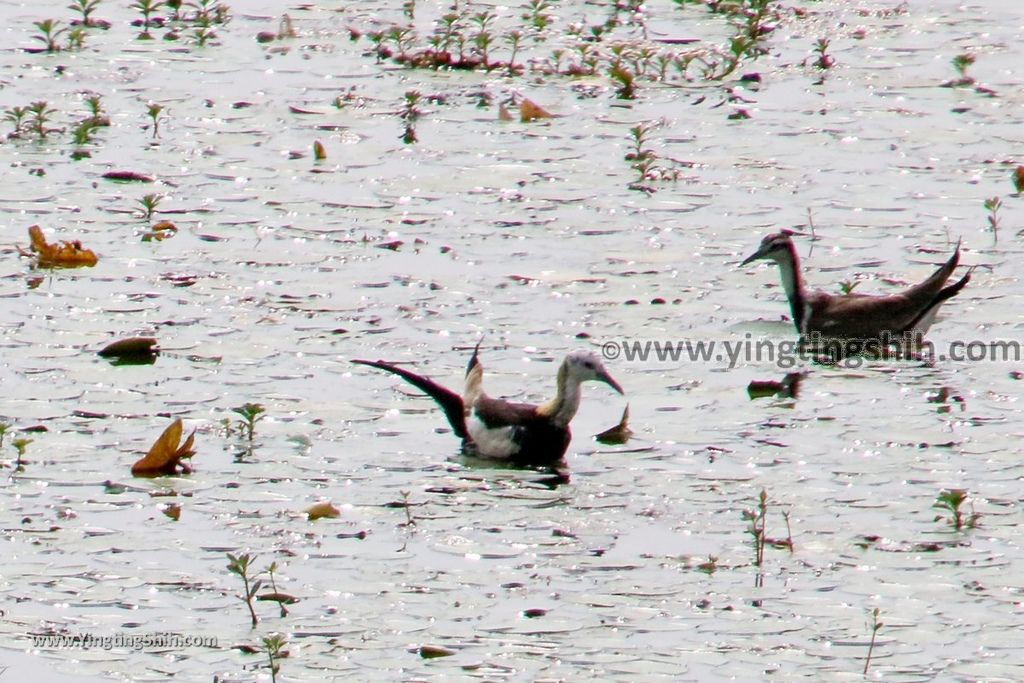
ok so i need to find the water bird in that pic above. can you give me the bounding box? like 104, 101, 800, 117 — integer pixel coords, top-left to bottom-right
741, 231, 970, 343
353, 346, 624, 467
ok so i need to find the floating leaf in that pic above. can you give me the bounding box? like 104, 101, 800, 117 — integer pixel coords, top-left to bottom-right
519, 98, 553, 122
257, 592, 299, 604
419, 645, 456, 659
131, 418, 197, 477
98, 337, 159, 362
27, 225, 98, 268
497, 103, 515, 122
595, 405, 633, 445
142, 220, 178, 242
102, 170, 154, 183
305, 501, 341, 521
162, 503, 181, 521
313, 140, 326, 160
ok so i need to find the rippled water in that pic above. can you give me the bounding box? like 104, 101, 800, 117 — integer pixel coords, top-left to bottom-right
0, 0, 1022, 680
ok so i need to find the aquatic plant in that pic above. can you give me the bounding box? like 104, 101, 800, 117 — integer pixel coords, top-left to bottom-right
984, 196, 1001, 238
232, 402, 266, 444
226, 552, 262, 628
951, 52, 975, 85
266, 562, 288, 617
262, 633, 287, 683
165, 0, 184, 22
399, 490, 415, 526
83, 94, 110, 127
625, 121, 658, 184
146, 101, 165, 138
504, 29, 524, 76
838, 279, 860, 295
313, 140, 326, 161
137, 193, 163, 221
0, 423, 9, 450
4, 106, 30, 137
130, 0, 163, 39
27, 101, 56, 140
814, 37, 834, 69
193, 25, 217, 47
65, 26, 87, 50
863, 607, 882, 675
742, 489, 768, 567
10, 438, 31, 475
470, 11, 495, 68
399, 90, 422, 144
934, 488, 979, 531
32, 19, 68, 53
1014, 166, 1024, 195
68, 0, 103, 26
525, 0, 554, 32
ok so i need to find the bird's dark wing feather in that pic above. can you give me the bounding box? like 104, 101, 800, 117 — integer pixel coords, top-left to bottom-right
353, 359, 467, 439
472, 396, 542, 429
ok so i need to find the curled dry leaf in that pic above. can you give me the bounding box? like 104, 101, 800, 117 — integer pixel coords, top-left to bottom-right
520, 98, 553, 122
161, 503, 181, 521
131, 418, 197, 477
313, 140, 327, 160
142, 221, 178, 242
102, 170, 154, 183
595, 405, 633, 445
305, 501, 341, 521
27, 225, 98, 268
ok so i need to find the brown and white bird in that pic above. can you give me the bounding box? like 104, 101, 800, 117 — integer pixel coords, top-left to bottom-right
352, 346, 624, 467
741, 231, 970, 342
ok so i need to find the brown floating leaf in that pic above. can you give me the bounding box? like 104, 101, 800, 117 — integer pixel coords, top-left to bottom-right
102, 171, 154, 183
595, 405, 633, 445
257, 592, 299, 604
498, 103, 515, 122
520, 98, 553, 122
419, 645, 456, 659
98, 337, 159, 360
305, 501, 341, 521
27, 225, 98, 268
313, 140, 327, 161
142, 221, 178, 242
131, 418, 196, 477
161, 503, 181, 521
1014, 165, 1024, 194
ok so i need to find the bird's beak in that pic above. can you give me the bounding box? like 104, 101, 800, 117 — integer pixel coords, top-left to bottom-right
598, 370, 624, 395
740, 245, 768, 266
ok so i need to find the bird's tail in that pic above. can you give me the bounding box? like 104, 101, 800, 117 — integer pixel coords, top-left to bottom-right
353, 359, 468, 439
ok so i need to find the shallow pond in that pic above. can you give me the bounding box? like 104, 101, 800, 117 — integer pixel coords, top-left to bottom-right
0, 0, 1022, 680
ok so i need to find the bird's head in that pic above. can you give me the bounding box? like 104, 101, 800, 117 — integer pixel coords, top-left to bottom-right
741, 231, 797, 266
563, 350, 624, 395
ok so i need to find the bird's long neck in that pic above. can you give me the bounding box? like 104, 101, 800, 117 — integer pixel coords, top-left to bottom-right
537, 363, 582, 428
775, 243, 807, 333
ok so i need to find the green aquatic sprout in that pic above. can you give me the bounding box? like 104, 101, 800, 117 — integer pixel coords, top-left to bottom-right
262, 633, 287, 683
146, 101, 165, 138
27, 101, 56, 140
193, 25, 217, 46
0, 423, 8, 449
399, 90, 421, 144
11, 438, 32, 475
232, 402, 266, 443
66, 26, 87, 50
137, 193, 163, 221
130, 0, 162, 39
984, 196, 1002, 237
4, 106, 30, 136
814, 37, 834, 69
838, 279, 860, 295
625, 121, 658, 184
470, 11, 495, 68
32, 19, 68, 53
68, 0, 104, 27
742, 488, 768, 567
951, 52, 975, 84
934, 488, 979, 531
226, 552, 262, 628
504, 29, 524, 76
863, 607, 882, 675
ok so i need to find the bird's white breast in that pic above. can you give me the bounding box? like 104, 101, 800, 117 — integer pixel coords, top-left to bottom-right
466, 414, 519, 459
